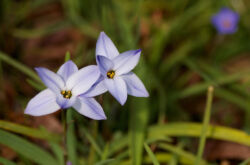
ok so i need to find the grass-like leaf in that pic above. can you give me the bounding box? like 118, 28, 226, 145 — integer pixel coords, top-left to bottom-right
0, 120, 60, 141
0, 51, 41, 82
66, 109, 78, 165
0, 157, 17, 165
195, 86, 214, 165
240, 158, 250, 165
149, 122, 250, 146
158, 143, 207, 165
0, 129, 58, 165
144, 143, 160, 165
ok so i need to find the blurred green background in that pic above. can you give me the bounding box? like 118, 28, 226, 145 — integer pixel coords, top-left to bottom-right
1, 0, 250, 165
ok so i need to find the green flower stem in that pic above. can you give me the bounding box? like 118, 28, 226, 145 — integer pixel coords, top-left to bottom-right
62, 52, 71, 164
61, 109, 67, 160
194, 86, 214, 165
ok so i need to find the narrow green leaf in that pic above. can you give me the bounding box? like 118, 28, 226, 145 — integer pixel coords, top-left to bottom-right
169, 154, 178, 165
0, 51, 41, 82
149, 122, 250, 146
0, 120, 60, 141
50, 142, 64, 165
101, 143, 110, 160
160, 40, 195, 75
0, 129, 58, 165
178, 69, 250, 98
158, 143, 207, 165
0, 157, 17, 165
240, 158, 250, 165
81, 126, 102, 157
95, 159, 115, 165
121, 152, 198, 165
66, 109, 77, 165
26, 78, 45, 91
65, 51, 71, 61
13, 21, 70, 39
108, 135, 128, 157
129, 56, 150, 165
144, 143, 160, 165
195, 86, 214, 165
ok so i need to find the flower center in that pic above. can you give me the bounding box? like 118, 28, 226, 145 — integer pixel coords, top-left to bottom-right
107, 70, 115, 79
222, 20, 231, 28
61, 90, 72, 99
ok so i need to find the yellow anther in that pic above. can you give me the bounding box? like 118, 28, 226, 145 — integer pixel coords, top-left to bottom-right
107, 70, 115, 79
61, 90, 72, 99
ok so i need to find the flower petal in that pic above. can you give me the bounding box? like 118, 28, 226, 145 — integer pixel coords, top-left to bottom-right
97, 55, 114, 76
57, 60, 78, 82
113, 49, 141, 75
56, 94, 77, 109
104, 77, 127, 105
24, 89, 60, 116
83, 78, 108, 97
96, 32, 119, 59
66, 65, 100, 96
35, 67, 64, 93
73, 97, 106, 120
122, 72, 149, 97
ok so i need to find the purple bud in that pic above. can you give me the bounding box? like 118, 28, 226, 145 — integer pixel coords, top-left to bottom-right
66, 161, 72, 165
211, 7, 239, 34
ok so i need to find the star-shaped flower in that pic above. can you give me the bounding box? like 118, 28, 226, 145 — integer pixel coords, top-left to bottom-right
25, 60, 106, 120
211, 7, 239, 34
85, 32, 149, 105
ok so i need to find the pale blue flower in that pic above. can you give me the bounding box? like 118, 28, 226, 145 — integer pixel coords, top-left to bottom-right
84, 32, 149, 105
211, 7, 239, 34
24, 60, 106, 120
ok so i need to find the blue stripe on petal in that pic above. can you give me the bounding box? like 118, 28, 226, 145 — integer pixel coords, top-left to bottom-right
82, 77, 108, 97
104, 77, 127, 105
66, 65, 100, 96
57, 60, 78, 82
35, 67, 64, 93
97, 55, 114, 76
113, 49, 141, 76
73, 97, 106, 120
96, 32, 119, 59
24, 89, 60, 116
122, 72, 149, 97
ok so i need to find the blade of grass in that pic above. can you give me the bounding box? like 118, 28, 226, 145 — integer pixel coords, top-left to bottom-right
87, 121, 99, 164
81, 125, 102, 157
144, 143, 160, 165
95, 159, 115, 165
101, 143, 110, 160
158, 143, 207, 165
0, 120, 60, 141
129, 59, 150, 165
120, 152, 200, 165
108, 135, 128, 157
49, 142, 64, 165
194, 86, 214, 165
169, 154, 178, 165
0, 51, 41, 82
13, 21, 70, 39
26, 79, 45, 91
0, 129, 58, 165
130, 97, 149, 165
240, 158, 250, 165
0, 157, 17, 165
66, 109, 77, 165
178, 69, 250, 98
148, 122, 250, 146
